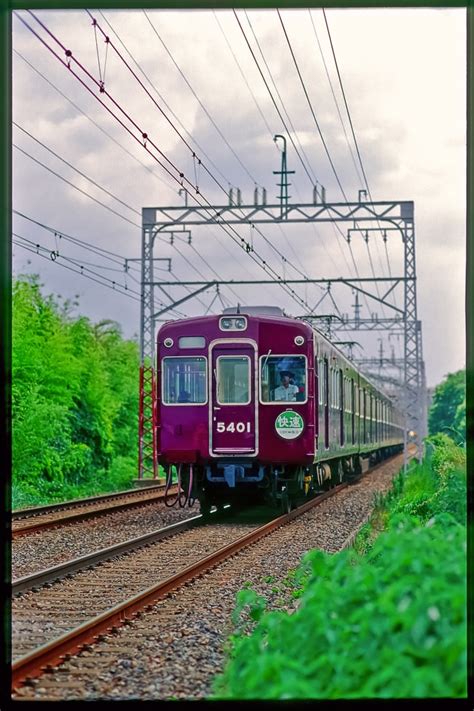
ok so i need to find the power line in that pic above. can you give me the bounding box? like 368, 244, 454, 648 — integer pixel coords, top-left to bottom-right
13, 233, 141, 301
97, 9, 231, 188
142, 9, 259, 186
13, 233, 194, 319
277, 9, 347, 202
14, 143, 142, 228
14, 122, 141, 217
321, 8, 392, 290
243, 10, 318, 186
13, 10, 324, 314
13, 210, 253, 318
213, 10, 277, 142
13, 122, 245, 299
13, 48, 176, 193
237, 10, 360, 284
229, 11, 341, 279
307, 9, 364, 187
13, 209, 140, 269
234, 9, 314, 189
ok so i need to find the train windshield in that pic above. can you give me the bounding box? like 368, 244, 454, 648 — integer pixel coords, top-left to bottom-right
260, 355, 307, 403
162, 357, 207, 404
216, 356, 250, 404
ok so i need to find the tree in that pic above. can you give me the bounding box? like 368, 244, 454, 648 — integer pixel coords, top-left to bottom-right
13, 275, 140, 505
428, 369, 465, 443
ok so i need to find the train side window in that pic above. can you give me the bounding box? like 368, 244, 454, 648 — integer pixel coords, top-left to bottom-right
318, 359, 324, 405
162, 356, 207, 405
217, 356, 250, 404
260, 355, 307, 403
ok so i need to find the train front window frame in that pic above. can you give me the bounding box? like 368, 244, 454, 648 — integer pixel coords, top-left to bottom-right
259, 354, 308, 405
162, 356, 208, 406
216, 355, 251, 405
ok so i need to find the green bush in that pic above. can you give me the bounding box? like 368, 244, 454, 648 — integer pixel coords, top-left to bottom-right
213, 513, 466, 699
214, 440, 467, 699
12, 276, 140, 507
389, 436, 466, 526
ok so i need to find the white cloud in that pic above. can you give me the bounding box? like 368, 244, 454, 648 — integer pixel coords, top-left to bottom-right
12, 7, 466, 388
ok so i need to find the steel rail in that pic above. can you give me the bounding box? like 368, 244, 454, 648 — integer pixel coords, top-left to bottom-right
12, 514, 204, 595
13, 484, 166, 519
11, 483, 346, 690
12, 486, 178, 538
12, 452, 407, 691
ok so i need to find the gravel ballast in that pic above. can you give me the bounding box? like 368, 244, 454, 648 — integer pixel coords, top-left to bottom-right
13, 456, 403, 701
12, 502, 200, 579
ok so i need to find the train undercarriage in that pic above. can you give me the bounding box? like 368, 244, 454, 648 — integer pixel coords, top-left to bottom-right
164, 444, 403, 515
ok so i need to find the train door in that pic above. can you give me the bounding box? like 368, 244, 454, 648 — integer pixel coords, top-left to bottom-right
362, 389, 367, 444
323, 357, 329, 449
339, 370, 344, 446
210, 343, 257, 455
351, 379, 355, 445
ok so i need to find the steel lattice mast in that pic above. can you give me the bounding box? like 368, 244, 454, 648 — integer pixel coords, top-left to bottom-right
138, 190, 426, 479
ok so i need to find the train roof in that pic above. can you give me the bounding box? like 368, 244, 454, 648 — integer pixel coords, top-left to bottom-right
222, 305, 286, 317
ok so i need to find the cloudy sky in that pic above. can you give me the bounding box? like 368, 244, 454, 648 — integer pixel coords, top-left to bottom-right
12, 7, 465, 389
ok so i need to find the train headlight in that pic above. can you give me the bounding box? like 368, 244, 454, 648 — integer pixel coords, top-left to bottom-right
294, 335, 304, 346
219, 316, 248, 331
163, 337, 174, 348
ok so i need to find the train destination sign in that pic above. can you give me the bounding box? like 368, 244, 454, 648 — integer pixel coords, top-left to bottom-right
275, 410, 304, 440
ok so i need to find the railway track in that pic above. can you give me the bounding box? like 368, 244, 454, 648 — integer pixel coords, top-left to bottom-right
12, 452, 410, 697
12, 484, 178, 538
12, 484, 344, 690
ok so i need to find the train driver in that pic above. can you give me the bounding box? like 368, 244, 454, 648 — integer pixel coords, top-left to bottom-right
273, 371, 300, 402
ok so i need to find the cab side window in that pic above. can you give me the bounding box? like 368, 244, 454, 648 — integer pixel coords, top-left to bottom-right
261, 355, 307, 403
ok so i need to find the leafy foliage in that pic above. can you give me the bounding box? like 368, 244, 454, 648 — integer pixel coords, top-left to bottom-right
428, 369, 465, 443
213, 439, 467, 699
12, 276, 139, 506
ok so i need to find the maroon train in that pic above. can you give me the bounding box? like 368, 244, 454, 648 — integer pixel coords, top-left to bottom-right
156, 306, 404, 513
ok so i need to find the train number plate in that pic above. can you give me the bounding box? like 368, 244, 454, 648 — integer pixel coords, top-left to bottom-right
216, 421, 252, 433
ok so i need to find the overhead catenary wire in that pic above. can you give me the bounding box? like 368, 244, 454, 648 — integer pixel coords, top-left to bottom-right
16, 9, 388, 322
237, 10, 360, 284
90, 10, 289, 303
97, 9, 230, 188
13, 209, 140, 268
15, 10, 317, 314
212, 10, 277, 143
13, 124, 245, 301
13, 49, 176, 194
243, 10, 318, 186
276, 9, 347, 202
13, 233, 192, 319
142, 9, 259, 187
12, 210, 214, 315
91, 9, 317, 301
13, 233, 141, 300
219, 10, 339, 279
14, 122, 141, 217
276, 9, 387, 317
321, 8, 395, 299
14, 143, 142, 229
307, 9, 363, 187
